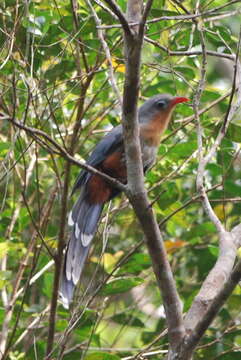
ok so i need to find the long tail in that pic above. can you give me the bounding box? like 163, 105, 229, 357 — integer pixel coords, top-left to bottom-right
59, 188, 104, 308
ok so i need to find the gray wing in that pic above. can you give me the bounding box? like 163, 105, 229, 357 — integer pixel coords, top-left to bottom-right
72, 125, 123, 194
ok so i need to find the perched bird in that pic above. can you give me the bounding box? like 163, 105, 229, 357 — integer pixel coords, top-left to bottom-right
59, 94, 189, 308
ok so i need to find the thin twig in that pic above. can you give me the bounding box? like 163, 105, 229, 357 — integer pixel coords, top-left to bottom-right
194, 4, 225, 233
103, 0, 132, 36
93, 0, 118, 19
139, 0, 154, 37
144, 36, 236, 61
86, 0, 122, 104
97, 1, 241, 29
7, 117, 126, 192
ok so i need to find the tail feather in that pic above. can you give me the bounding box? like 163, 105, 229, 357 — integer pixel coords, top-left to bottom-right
71, 237, 90, 284
59, 188, 104, 308
60, 269, 75, 308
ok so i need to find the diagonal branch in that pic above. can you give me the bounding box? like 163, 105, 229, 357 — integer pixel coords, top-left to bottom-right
93, 0, 118, 19
7, 117, 126, 192
103, 0, 132, 36
144, 36, 236, 61
139, 0, 154, 37
179, 224, 241, 359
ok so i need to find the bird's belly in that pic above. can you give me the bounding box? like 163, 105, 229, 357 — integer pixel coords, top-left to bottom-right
141, 144, 157, 170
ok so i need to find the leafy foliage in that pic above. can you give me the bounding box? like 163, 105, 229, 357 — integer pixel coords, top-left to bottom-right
0, 0, 241, 359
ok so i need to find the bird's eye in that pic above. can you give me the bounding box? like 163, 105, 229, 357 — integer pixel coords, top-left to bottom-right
156, 100, 166, 109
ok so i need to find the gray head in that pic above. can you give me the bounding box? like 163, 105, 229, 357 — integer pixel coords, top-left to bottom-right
138, 94, 189, 124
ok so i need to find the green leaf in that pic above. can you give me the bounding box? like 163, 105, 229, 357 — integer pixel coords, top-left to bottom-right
75, 326, 100, 345
85, 352, 121, 360
227, 294, 241, 311
167, 141, 197, 161
202, 90, 221, 102
117, 253, 151, 275
225, 180, 241, 197
141, 331, 158, 344
192, 247, 217, 279
111, 313, 145, 327
208, 245, 218, 257
227, 123, 241, 143
206, 163, 223, 177
218, 352, 241, 360
206, 31, 222, 46
174, 66, 196, 80
185, 222, 216, 240
0, 242, 9, 258
43, 273, 54, 298
100, 277, 144, 296
0, 142, 12, 158
78, 308, 97, 326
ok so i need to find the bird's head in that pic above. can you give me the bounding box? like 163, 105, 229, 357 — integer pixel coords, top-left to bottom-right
139, 94, 189, 125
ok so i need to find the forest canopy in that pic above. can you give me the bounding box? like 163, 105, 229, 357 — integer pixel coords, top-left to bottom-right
0, 0, 241, 359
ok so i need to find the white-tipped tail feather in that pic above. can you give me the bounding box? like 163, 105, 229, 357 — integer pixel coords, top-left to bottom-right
75, 223, 80, 239
59, 189, 104, 308
68, 211, 74, 226
82, 233, 92, 247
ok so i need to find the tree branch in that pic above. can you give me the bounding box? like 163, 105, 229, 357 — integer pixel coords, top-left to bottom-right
87, 0, 122, 105
184, 229, 239, 334
103, 0, 132, 36
97, 1, 241, 29
194, 5, 224, 234
179, 224, 241, 359
46, 76, 97, 357
122, 0, 184, 353
176, 25, 241, 360
144, 36, 236, 61
7, 117, 126, 193
139, 0, 153, 37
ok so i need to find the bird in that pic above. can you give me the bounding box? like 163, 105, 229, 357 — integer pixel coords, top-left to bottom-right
59, 93, 189, 308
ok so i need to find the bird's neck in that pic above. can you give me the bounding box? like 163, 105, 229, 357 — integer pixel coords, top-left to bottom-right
140, 110, 173, 147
